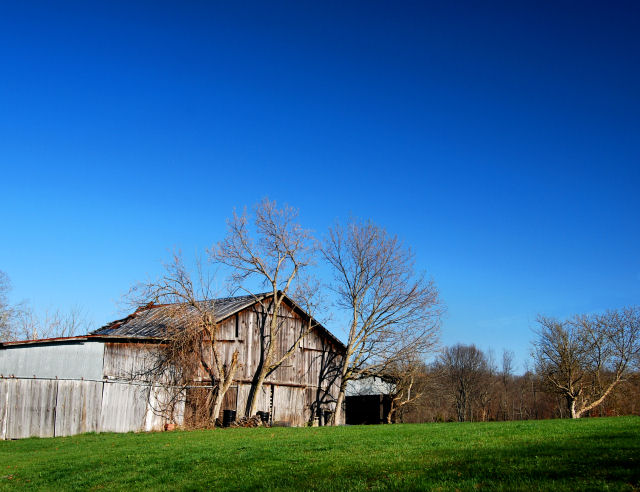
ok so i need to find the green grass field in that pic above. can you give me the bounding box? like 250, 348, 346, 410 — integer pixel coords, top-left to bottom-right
1, 417, 638, 491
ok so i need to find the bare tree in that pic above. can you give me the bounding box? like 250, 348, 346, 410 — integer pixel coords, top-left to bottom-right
436, 344, 490, 422
323, 219, 441, 425
476, 350, 498, 422
127, 253, 239, 427
0, 271, 17, 341
210, 198, 318, 417
499, 349, 515, 420
15, 306, 89, 340
385, 356, 425, 424
533, 307, 640, 418
501, 349, 514, 384
0, 270, 88, 342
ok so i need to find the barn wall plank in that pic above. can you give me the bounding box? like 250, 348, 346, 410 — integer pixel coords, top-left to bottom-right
54, 380, 103, 437
235, 383, 250, 417
100, 381, 150, 433
235, 382, 271, 417
29, 379, 57, 438
220, 386, 238, 416
4, 379, 57, 439
103, 343, 159, 380
273, 386, 305, 426
0, 379, 8, 440
144, 385, 184, 431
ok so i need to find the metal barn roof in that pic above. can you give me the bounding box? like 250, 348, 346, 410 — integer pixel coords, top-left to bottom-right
91, 294, 269, 338
90, 293, 346, 350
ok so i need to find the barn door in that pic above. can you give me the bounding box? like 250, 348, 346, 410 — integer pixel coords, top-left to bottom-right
220, 386, 238, 419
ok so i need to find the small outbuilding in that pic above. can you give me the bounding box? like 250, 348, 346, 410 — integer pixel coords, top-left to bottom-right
345, 377, 396, 425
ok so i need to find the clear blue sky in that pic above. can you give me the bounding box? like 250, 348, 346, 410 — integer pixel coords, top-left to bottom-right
1, 1, 638, 372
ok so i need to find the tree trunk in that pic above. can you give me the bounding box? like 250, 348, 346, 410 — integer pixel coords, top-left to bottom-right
245, 369, 267, 417
245, 303, 278, 417
332, 375, 349, 425
211, 389, 225, 427
332, 352, 351, 425
211, 352, 239, 426
568, 396, 579, 419
387, 405, 396, 424
333, 385, 346, 425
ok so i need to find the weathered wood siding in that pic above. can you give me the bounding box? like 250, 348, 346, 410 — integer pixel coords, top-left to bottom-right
102, 342, 159, 380
100, 381, 150, 433
0, 379, 57, 439
272, 385, 306, 426
0, 377, 182, 439
235, 383, 271, 417
0, 378, 7, 440
211, 302, 344, 425
54, 380, 103, 437
147, 385, 184, 429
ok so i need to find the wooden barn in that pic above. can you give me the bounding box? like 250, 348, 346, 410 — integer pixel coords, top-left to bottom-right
0, 293, 345, 439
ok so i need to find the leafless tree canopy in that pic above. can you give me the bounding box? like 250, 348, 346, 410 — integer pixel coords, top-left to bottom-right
323, 219, 441, 424
533, 306, 640, 418
434, 344, 494, 422
0, 270, 89, 342
502, 349, 514, 383
0, 271, 16, 341
211, 198, 315, 295
384, 355, 425, 424
14, 306, 89, 341
127, 253, 239, 427
209, 198, 319, 416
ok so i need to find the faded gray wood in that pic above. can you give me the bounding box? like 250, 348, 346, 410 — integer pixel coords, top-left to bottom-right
236, 383, 271, 417
0, 379, 8, 440
273, 386, 305, 426
100, 381, 150, 433
0, 378, 185, 439
3, 379, 57, 439
103, 343, 159, 380
145, 385, 184, 430
54, 380, 103, 437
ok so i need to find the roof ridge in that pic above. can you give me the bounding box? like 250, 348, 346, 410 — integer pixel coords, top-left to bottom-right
90, 293, 272, 336
87, 291, 346, 352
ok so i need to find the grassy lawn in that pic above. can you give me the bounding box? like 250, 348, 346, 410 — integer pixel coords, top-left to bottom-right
0, 417, 638, 491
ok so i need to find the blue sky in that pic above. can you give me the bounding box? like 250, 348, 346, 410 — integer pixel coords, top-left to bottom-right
1, 1, 638, 372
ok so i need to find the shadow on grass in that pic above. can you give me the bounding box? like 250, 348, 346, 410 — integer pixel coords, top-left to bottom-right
169, 430, 640, 491
328, 432, 640, 491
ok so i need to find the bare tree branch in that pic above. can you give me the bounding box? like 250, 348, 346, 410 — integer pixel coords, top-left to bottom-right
533, 307, 640, 418
209, 198, 318, 417
323, 218, 441, 425
125, 252, 239, 427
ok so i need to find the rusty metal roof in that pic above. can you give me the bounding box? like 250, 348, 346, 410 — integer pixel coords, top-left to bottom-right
90, 293, 346, 351
91, 293, 269, 338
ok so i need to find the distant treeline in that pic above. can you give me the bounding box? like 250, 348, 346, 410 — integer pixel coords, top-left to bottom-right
395, 344, 640, 423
